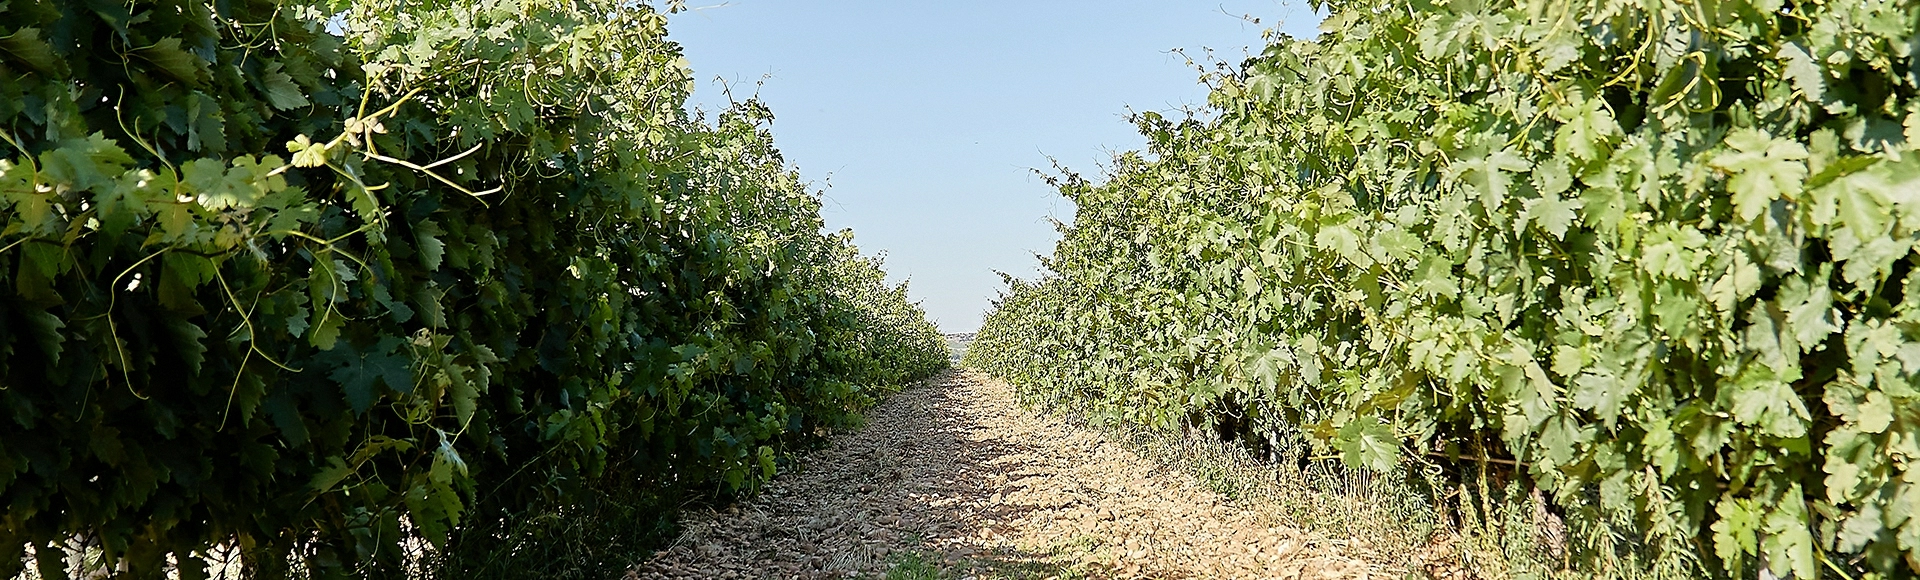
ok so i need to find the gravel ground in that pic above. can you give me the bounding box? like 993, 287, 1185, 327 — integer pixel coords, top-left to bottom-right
630, 370, 1386, 580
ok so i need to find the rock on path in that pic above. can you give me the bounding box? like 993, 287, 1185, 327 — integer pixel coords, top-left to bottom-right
631, 370, 1380, 579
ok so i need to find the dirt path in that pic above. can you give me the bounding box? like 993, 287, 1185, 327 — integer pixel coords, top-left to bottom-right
630, 370, 1383, 580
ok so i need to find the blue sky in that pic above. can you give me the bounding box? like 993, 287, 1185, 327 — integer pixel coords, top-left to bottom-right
668, 1, 1323, 332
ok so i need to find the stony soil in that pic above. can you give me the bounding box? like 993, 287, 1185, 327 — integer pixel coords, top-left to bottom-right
629, 370, 1392, 580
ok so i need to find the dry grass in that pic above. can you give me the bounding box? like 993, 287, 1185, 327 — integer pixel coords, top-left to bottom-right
1089, 421, 1442, 575
1054, 397, 1672, 580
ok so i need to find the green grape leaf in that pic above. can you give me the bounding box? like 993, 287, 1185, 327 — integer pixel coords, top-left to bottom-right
1761, 495, 1816, 580
1742, 303, 1800, 374
1413, 253, 1458, 297
1714, 498, 1762, 564
1729, 366, 1809, 438
14, 245, 62, 305
1538, 415, 1585, 466
1572, 370, 1627, 428
263, 189, 321, 237
1830, 171, 1896, 237
1807, 155, 1880, 190
449, 366, 480, 426
1776, 41, 1825, 104
1316, 221, 1371, 268
1371, 228, 1422, 262
404, 479, 463, 548
1856, 391, 1895, 433
0, 28, 60, 74
308, 456, 354, 494
38, 133, 135, 193
1641, 417, 1680, 476
1521, 192, 1582, 239
1531, 32, 1580, 75
1336, 415, 1399, 472
1907, 103, 1920, 146
186, 92, 228, 153
1780, 272, 1841, 351
166, 318, 209, 376
259, 62, 311, 111
1823, 431, 1868, 503
1459, 148, 1532, 208
22, 308, 66, 365
1837, 503, 1884, 553
1553, 98, 1618, 161
133, 38, 212, 86
1712, 129, 1809, 222
324, 337, 417, 414
1707, 252, 1763, 314
263, 392, 311, 447
416, 219, 447, 271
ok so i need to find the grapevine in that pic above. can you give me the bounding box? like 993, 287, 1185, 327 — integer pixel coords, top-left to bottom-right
0, 0, 945, 577
969, 0, 1920, 576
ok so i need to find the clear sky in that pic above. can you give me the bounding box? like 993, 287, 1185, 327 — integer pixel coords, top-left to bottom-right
668, 1, 1323, 333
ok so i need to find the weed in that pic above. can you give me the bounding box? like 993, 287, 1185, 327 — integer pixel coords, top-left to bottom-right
883, 551, 945, 580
